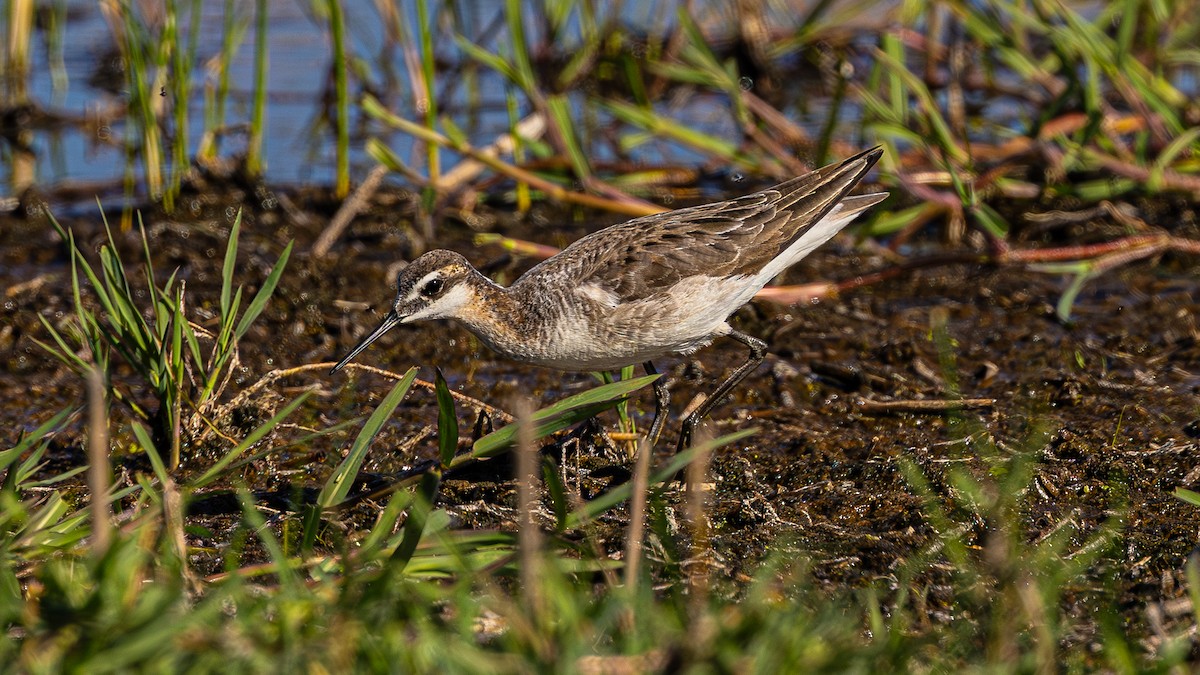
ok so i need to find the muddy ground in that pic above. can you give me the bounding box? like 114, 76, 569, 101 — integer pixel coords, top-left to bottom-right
3, 185, 1199, 648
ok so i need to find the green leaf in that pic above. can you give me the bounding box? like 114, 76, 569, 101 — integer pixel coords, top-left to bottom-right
233, 240, 292, 341
32, 320, 92, 373
543, 459, 569, 531
220, 210, 242, 330
441, 116, 469, 148
434, 368, 458, 468
468, 374, 659, 459
366, 138, 408, 173
0, 407, 74, 473
452, 34, 520, 85
236, 486, 300, 590
1176, 488, 1200, 507
386, 471, 441, 572
504, 0, 537, 92
547, 94, 590, 180
190, 392, 312, 489
130, 421, 171, 486
359, 489, 415, 556
564, 428, 756, 529
318, 368, 417, 508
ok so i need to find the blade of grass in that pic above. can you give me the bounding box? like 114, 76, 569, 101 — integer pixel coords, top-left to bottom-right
245, 0, 268, 176
236, 486, 299, 590
565, 428, 756, 529
327, 0, 350, 198
469, 374, 659, 460
385, 471, 441, 572
318, 368, 418, 508
189, 392, 311, 489
435, 368, 458, 468
0, 408, 75, 473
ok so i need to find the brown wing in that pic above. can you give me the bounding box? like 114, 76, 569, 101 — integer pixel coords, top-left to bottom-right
521, 147, 883, 302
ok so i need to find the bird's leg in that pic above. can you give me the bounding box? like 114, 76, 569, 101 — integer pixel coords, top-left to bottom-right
643, 361, 669, 446
677, 329, 767, 452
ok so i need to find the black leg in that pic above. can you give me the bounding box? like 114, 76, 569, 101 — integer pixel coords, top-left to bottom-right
677, 329, 767, 452
643, 361, 669, 446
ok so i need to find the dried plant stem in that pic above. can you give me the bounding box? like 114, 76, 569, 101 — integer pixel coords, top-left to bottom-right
514, 399, 542, 616
313, 164, 389, 258
684, 430, 715, 653
623, 438, 652, 590
87, 368, 112, 556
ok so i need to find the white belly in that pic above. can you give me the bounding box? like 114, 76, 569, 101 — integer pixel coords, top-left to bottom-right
512, 274, 753, 371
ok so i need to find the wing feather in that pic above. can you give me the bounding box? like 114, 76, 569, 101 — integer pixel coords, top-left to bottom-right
517, 147, 884, 303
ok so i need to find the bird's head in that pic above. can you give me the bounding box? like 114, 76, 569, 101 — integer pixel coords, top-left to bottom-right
330, 249, 480, 373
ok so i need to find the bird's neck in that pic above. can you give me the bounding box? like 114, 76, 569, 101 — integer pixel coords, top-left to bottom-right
453, 267, 571, 362
453, 273, 548, 360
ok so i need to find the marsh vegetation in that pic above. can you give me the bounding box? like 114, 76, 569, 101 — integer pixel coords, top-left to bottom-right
2, 0, 1200, 670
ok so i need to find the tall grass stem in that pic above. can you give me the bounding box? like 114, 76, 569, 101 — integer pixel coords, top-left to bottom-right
87, 367, 112, 556
246, 0, 267, 176
327, 0, 349, 198
416, 0, 439, 200
623, 438, 652, 592
515, 398, 543, 616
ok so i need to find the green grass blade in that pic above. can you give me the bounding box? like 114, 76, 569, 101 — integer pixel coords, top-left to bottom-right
1175, 488, 1200, 507
542, 459, 569, 531
547, 94, 590, 180
415, 0, 439, 192
365, 137, 409, 173
130, 421, 171, 486
32, 320, 91, 374
564, 429, 755, 529
358, 489, 415, 556
189, 392, 312, 489
236, 486, 300, 590
246, 0, 268, 176
0, 407, 74, 474
386, 471, 441, 572
469, 374, 659, 459
504, 0, 537, 92
318, 368, 418, 508
232, 240, 292, 341
453, 34, 520, 85
221, 210, 241, 318
434, 368, 458, 468
327, 0, 350, 197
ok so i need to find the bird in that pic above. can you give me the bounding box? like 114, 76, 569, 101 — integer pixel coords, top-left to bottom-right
331, 147, 887, 450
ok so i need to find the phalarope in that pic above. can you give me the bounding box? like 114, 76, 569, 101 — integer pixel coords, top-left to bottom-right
332, 147, 886, 449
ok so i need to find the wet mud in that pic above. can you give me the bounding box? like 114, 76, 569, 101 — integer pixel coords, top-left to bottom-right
2, 186, 1199, 643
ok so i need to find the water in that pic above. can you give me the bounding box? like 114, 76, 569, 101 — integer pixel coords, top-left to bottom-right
12, 0, 394, 190
2, 0, 777, 197
4, 0, 1196, 202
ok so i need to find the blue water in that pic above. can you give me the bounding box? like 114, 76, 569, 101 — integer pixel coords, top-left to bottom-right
9, 1, 1193, 200
2, 0, 761, 198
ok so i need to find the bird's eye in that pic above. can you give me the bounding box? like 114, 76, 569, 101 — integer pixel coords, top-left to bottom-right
420, 278, 444, 297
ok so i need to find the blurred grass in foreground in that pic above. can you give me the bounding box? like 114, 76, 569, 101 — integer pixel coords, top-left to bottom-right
3, 379, 1198, 670
4, 0, 1200, 669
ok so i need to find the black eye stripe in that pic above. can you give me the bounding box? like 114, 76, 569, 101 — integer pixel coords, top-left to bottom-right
420, 278, 444, 297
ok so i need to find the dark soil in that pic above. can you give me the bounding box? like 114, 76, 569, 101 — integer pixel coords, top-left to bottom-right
3, 185, 1199, 648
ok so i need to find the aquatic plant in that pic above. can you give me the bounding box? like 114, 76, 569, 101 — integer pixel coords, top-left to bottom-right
36, 209, 291, 469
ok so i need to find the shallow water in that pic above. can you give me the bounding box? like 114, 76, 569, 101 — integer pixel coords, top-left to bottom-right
2, 0, 865, 194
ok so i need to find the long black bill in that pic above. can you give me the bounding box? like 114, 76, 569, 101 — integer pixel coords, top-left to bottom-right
329, 310, 403, 374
